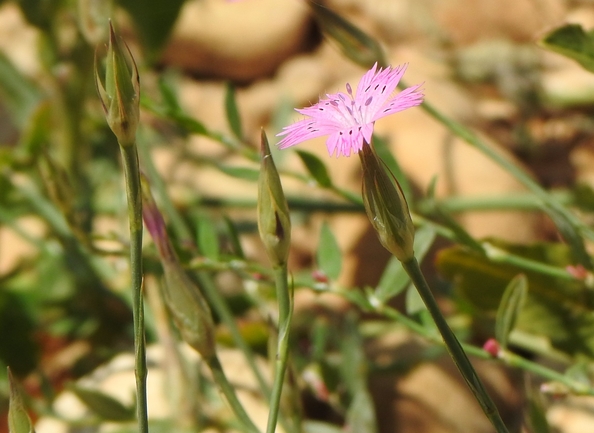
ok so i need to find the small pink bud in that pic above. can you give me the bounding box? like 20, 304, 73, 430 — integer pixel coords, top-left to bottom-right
483, 338, 500, 358
312, 270, 329, 283
566, 264, 588, 280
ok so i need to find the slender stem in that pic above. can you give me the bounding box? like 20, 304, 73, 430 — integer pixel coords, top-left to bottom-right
402, 257, 509, 433
266, 265, 294, 433
120, 144, 148, 433
482, 242, 578, 282
206, 356, 261, 433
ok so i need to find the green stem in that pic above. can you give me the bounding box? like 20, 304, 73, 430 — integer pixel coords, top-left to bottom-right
206, 356, 261, 433
482, 242, 578, 282
120, 144, 148, 433
266, 265, 294, 433
401, 258, 509, 433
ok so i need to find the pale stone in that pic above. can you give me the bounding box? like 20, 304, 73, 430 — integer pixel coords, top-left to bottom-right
162, 0, 314, 81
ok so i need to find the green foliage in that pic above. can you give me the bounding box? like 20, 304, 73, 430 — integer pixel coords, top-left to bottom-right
374, 225, 435, 303
495, 274, 527, 349
225, 83, 243, 141
317, 222, 342, 280
68, 383, 135, 421
3, 3, 594, 432
540, 24, 594, 73
296, 150, 333, 188
118, 0, 185, 61
437, 241, 594, 357
196, 213, 220, 261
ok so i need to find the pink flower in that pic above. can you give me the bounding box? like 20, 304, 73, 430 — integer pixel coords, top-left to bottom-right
276, 63, 423, 157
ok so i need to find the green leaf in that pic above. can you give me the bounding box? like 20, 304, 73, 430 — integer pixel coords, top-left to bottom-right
8, 368, 35, 433
374, 225, 436, 303
217, 164, 260, 182
405, 283, 425, 315
69, 383, 135, 421
225, 82, 243, 140
317, 222, 342, 280
495, 274, 528, 349
16, 0, 56, 30
308, 2, 385, 68
223, 216, 245, 259
296, 150, 333, 188
340, 316, 378, 433
119, 0, 185, 60
436, 241, 594, 358
540, 24, 594, 73
525, 387, 552, 433
196, 213, 220, 261
0, 52, 42, 129
546, 206, 593, 270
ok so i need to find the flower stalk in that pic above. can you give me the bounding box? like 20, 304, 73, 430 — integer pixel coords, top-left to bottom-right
95, 22, 146, 433
258, 130, 295, 433
359, 142, 509, 433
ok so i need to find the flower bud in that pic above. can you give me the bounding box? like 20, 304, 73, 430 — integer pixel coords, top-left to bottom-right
95, 21, 140, 146
359, 144, 415, 262
257, 130, 291, 267
141, 175, 216, 359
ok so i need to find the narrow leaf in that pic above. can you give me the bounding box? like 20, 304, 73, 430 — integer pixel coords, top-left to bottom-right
540, 24, 594, 73
405, 283, 425, 315
308, 2, 385, 68
526, 387, 552, 433
223, 216, 245, 259
225, 82, 243, 140
217, 164, 260, 181
69, 383, 135, 421
495, 274, 528, 349
8, 368, 35, 433
296, 150, 333, 188
0, 52, 41, 129
119, 0, 185, 60
317, 221, 342, 280
196, 213, 220, 261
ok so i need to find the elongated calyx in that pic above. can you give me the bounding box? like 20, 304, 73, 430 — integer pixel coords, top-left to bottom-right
95, 21, 139, 145
359, 144, 415, 262
141, 176, 216, 359
258, 130, 291, 267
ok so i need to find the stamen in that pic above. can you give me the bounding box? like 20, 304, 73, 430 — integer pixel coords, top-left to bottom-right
346, 83, 353, 96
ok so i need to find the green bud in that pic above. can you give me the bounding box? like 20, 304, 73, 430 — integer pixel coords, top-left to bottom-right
95, 21, 140, 146
162, 260, 216, 360
257, 130, 291, 267
359, 144, 415, 262
8, 368, 35, 433
141, 175, 216, 359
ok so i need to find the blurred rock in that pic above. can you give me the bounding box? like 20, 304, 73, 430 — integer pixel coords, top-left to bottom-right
433, 0, 565, 45
548, 396, 594, 433
35, 345, 274, 433
367, 332, 523, 433
161, 0, 316, 81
